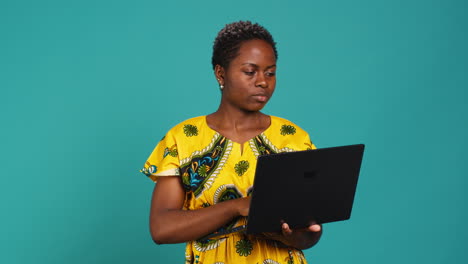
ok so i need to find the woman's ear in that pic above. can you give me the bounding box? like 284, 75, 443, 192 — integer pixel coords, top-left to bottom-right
214, 64, 225, 87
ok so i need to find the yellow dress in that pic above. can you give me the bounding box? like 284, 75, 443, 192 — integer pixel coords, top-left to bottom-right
141, 116, 316, 264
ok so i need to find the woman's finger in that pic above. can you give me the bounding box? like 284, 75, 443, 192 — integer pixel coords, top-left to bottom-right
308, 224, 322, 232
282, 223, 293, 235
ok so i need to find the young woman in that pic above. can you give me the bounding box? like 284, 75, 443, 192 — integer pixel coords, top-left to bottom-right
141, 21, 322, 264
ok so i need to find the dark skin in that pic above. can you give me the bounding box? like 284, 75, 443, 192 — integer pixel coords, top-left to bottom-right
150, 39, 322, 249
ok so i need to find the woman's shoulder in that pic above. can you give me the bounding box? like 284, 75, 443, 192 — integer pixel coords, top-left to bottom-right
169, 116, 206, 129
164, 116, 210, 138
269, 115, 309, 136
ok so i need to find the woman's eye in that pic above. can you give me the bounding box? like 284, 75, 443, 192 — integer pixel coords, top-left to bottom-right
244, 71, 255, 76
266, 71, 276, 77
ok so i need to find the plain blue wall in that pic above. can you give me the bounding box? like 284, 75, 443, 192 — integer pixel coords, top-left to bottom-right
1, 0, 467, 263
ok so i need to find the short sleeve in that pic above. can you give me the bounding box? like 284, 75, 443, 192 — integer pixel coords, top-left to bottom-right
140, 130, 180, 182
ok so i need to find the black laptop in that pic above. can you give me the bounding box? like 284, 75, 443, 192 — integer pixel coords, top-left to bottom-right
246, 144, 365, 234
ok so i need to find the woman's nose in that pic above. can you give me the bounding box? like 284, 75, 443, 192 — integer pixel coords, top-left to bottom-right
255, 73, 268, 88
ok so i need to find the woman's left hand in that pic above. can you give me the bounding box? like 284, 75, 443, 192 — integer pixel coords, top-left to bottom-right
262, 222, 322, 250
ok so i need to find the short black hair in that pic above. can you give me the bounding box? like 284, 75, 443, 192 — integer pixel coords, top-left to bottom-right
212, 21, 277, 70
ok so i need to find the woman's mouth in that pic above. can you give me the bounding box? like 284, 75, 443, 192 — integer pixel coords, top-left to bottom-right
253, 94, 268, 102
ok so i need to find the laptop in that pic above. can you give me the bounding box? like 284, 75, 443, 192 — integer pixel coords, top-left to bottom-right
246, 144, 365, 234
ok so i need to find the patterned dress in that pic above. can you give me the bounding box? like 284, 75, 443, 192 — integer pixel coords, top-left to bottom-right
141, 116, 316, 264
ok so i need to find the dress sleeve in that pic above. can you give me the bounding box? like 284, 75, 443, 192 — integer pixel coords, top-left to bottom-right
303, 132, 317, 150
140, 130, 180, 182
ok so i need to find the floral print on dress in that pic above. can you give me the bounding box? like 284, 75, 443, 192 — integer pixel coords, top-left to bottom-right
163, 144, 178, 158
179, 136, 228, 196
234, 160, 249, 176
235, 237, 253, 257
280, 124, 296, 135
140, 165, 157, 177
184, 124, 199, 137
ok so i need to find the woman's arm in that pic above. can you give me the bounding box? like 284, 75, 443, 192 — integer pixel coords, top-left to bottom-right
149, 176, 250, 244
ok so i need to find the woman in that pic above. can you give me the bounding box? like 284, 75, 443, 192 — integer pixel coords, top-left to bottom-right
141, 21, 322, 264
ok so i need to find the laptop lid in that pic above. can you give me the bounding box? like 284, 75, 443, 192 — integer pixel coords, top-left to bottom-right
246, 144, 365, 234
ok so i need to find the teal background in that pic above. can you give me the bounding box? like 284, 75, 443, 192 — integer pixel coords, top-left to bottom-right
1, 0, 467, 263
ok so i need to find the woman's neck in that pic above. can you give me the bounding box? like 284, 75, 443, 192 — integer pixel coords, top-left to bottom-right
209, 107, 267, 130
206, 105, 271, 144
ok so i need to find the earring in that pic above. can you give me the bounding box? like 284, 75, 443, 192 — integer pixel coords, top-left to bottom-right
220, 84, 224, 90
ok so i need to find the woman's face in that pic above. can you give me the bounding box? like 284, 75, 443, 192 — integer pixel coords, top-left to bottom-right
218, 39, 277, 112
